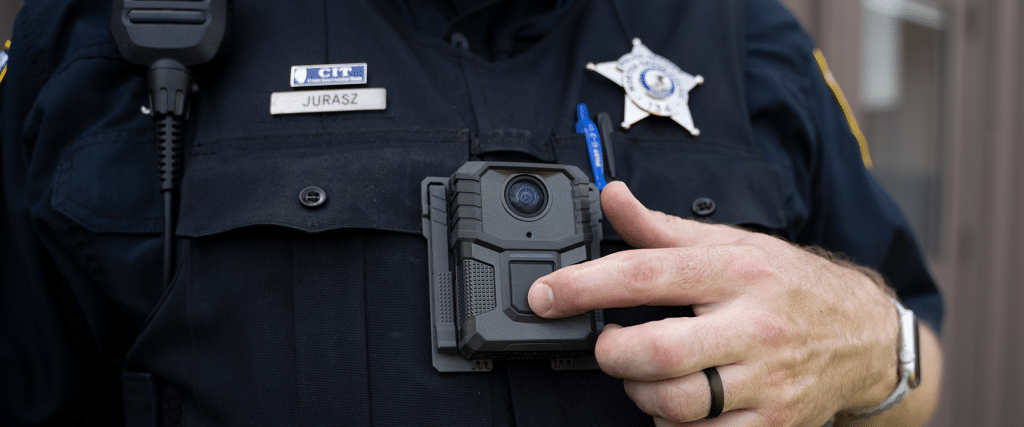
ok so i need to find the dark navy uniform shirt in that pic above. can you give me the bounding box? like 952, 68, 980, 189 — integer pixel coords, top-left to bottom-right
1, 0, 943, 425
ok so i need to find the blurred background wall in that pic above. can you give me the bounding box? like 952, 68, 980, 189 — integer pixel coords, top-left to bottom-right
1, 1, 21, 48
780, 0, 1024, 426
2, 0, 1021, 426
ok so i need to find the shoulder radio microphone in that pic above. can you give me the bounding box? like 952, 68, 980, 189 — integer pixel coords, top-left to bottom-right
110, 0, 231, 289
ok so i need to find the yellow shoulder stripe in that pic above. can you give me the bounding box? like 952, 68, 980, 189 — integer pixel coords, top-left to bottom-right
0, 40, 9, 87
813, 48, 873, 169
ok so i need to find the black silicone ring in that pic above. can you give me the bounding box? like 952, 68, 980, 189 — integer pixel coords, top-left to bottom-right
704, 367, 725, 419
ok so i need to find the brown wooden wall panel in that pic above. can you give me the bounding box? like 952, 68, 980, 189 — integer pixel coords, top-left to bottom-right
780, 0, 1024, 426
938, 0, 1024, 425
0, 0, 23, 42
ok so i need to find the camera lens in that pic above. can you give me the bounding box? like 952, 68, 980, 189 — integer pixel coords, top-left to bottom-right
506, 176, 547, 218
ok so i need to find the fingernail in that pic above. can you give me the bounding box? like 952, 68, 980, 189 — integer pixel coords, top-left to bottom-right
529, 283, 554, 316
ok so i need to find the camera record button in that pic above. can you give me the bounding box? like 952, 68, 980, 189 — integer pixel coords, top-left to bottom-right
299, 186, 327, 208
510, 262, 555, 314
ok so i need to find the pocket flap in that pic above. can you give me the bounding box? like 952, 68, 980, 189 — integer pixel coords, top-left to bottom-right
52, 129, 163, 234
552, 134, 788, 241
629, 153, 786, 229
177, 131, 469, 237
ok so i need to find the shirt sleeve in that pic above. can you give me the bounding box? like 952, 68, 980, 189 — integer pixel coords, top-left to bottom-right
1, 1, 147, 423
743, 0, 943, 332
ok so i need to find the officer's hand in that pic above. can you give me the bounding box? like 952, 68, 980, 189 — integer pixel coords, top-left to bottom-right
528, 181, 899, 426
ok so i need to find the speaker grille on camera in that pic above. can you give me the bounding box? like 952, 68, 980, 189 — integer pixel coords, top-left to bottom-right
458, 259, 496, 318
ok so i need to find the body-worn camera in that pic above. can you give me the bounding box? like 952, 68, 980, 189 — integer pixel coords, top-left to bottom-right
421, 162, 603, 372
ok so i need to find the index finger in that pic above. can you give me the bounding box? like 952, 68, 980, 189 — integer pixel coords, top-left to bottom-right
528, 245, 746, 318
601, 181, 749, 249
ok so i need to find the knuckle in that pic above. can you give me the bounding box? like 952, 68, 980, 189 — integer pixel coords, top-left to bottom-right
619, 251, 663, 296
752, 312, 795, 348
726, 245, 776, 285
647, 330, 688, 373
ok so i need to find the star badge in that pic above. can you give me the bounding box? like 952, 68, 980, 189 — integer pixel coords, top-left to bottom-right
586, 38, 703, 135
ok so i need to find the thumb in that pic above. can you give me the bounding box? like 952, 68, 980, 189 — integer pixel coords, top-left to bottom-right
601, 181, 739, 248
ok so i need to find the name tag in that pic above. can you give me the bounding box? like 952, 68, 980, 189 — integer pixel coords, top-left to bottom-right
270, 88, 386, 115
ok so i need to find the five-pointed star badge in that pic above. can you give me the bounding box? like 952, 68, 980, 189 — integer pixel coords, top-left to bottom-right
586, 38, 703, 136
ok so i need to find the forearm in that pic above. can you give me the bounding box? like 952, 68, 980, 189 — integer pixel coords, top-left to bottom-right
835, 325, 943, 427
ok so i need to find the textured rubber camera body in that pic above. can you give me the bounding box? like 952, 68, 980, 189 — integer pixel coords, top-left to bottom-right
422, 162, 603, 372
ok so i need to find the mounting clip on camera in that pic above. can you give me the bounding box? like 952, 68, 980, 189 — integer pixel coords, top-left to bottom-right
422, 162, 604, 373
110, 0, 230, 289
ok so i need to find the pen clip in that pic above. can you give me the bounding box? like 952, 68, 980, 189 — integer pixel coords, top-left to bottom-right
575, 103, 608, 190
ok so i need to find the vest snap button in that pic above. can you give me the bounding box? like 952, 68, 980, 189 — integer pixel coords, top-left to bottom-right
691, 197, 716, 217
300, 186, 327, 208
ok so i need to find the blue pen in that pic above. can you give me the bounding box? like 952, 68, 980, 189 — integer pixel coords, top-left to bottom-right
575, 103, 608, 190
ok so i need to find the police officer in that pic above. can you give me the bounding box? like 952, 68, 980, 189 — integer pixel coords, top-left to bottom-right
1, 0, 942, 426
